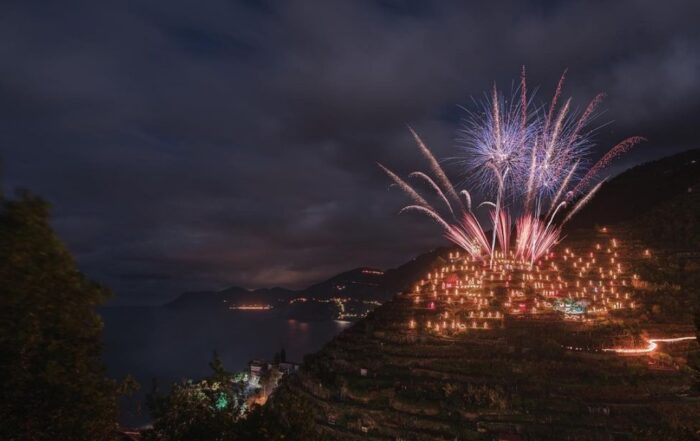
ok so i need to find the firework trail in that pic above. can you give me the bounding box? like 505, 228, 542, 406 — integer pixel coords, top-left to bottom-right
520, 65, 528, 133
460, 211, 491, 254
544, 70, 568, 134
408, 126, 463, 209
546, 161, 578, 218
445, 216, 490, 258
515, 215, 561, 264
492, 84, 503, 155
571, 93, 605, 142
381, 137, 491, 260
382, 69, 643, 265
409, 171, 454, 216
378, 163, 429, 208
547, 98, 571, 155
524, 138, 538, 212
399, 205, 452, 231
562, 179, 606, 225
460, 190, 472, 211
488, 164, 508, 267
571, 136, 646, 196
492, 209, 511, 256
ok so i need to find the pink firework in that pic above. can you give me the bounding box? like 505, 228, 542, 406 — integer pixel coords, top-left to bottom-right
380, 132, 492, 261
491, 208, 512, 257
515, 215, 561, 264
571, 136, 647, 197
382, 68, 644, 265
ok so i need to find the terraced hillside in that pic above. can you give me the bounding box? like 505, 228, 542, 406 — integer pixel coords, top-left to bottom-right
267, 228, 699, 441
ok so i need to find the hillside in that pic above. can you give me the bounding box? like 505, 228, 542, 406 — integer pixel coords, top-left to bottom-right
256, 151, 700, 440
264, 230, 699, 440
566, 149, 700, 230
624, 185, 700, 251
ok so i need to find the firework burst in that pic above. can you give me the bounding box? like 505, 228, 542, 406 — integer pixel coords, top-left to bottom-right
456, 84, 533, 198
381, 69, 644, 265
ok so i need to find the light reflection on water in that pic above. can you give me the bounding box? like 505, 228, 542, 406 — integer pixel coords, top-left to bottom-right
101, 307, 351, 426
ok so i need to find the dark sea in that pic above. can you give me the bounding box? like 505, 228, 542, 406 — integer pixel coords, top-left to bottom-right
101, 307, 351, 426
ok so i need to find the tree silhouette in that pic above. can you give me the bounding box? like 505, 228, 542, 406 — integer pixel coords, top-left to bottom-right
0, 190, 121, 440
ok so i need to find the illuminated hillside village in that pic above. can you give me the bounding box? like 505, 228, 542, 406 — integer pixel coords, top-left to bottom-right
219, 227, 697, 437
410, 229, 639, 333
406, 227, 695, 354
264, 225, 699, 440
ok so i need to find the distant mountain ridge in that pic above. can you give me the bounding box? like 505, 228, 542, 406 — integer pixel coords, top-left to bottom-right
165, 249, 449, 309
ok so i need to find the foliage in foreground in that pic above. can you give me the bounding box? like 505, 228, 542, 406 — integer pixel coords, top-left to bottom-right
143, 353, 247, 441
143, 353, 321, 441
0, 191, 124, 441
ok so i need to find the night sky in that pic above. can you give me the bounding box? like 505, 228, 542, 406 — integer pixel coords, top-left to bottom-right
1, 1, 698, 304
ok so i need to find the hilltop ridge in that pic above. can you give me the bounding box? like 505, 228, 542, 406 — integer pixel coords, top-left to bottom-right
567, 149, 699, 230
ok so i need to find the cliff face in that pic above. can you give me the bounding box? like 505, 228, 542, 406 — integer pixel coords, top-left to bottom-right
267, 231, 699, 440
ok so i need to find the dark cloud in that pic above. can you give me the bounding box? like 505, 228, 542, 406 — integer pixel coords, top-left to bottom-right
1, 0, 698, 304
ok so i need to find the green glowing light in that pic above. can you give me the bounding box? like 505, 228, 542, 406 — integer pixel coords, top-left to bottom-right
214, 393, 229, 411
553, 298, 587, 315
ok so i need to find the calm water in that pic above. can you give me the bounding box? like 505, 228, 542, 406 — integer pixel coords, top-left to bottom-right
101, 307, 351, 426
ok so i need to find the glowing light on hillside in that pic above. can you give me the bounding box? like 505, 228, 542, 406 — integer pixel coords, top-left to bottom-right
406, 236, 642, 335
603, 336, 696, 354
229, 305, 273, 311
